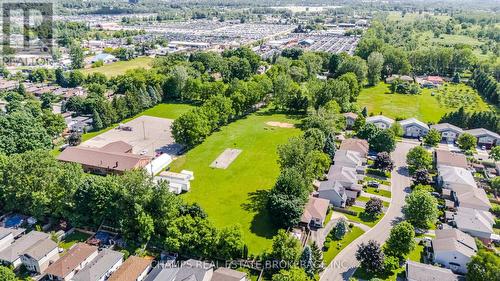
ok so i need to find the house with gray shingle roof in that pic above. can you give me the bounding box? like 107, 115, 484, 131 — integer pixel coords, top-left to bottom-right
0, 231, 49, 269
366, 115, 394, 130
144, 259, 214, 281
20, 237, 59, 274
405, 260, 463, 281
72, 249, 123, 281
431, 229, 477, 274
464, 128, 500, 149
430, 123, 463, 142
452, 207, 495, 242
399, 118, 429, 138
0, 227, 25, 251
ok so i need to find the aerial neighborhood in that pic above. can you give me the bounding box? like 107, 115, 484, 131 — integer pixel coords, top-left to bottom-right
0, 1, 498, 281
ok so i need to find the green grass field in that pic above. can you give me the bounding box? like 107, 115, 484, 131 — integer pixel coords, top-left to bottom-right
323, 226, 365, 265
59, 231, 91, 251
344, 206, 384, 228
83, 57, 153, 77
357, 196, 389, 207
364, 187, 392, 198
169, 109, 302, 254
357, 83, 492, 123
81, 102, 195, 142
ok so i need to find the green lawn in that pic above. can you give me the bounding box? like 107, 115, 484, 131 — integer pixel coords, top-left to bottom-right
343, 206, 383, 228
81, 102, 195, 142
357, 82, 493, 123
364, 187, 392, 198
323, 226, 365, 264
169, 109, 302, 254
82, 57, 153, 77
357, 196, 389, 207
59, 231, 91, 250
352, 243, 424, 281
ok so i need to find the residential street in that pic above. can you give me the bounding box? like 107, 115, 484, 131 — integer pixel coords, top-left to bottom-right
320, 142, 416, 281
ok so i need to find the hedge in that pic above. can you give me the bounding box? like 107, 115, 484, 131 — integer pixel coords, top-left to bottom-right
332, 206, 358, 216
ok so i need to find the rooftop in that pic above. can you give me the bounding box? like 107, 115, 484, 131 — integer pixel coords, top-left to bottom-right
405, 261, 462, 281
212, 267, 247, 281
108, 256, 152, 281
433, 229, 477, 258
430, 123, 463, 133
300, 197, 330, 225
398, 118, 429, 129
23, 237, 58, 261
45, 243, 99, 278
366, 115, 395, 125
435, 150, 468, 169
339, 138, 369, 156
464, 128, 500, 139
0, 231, 49, 263
73, 249, 124, 281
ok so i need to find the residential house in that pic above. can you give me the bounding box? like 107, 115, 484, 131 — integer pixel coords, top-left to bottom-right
212, 267, 248, 281
20, 237, 59, 274
452, 207, 495, 242
431, 229, 477, 274
45, 243, 99, 281
464, 128, 500, 149
430, 123, 463, 143
405, 261, 462, 281
398, 118, 429, 138
108, 256, 152, 281
300, 197, 330, 228
437, 165, 477, 193
386, 75, 413, 84
318, 165, 363, 207
366, 115, 394, 130
339, 138, 369, 158
145, 259, 214, 281
435, 150, 468, 170
68, 116, 94, 133
72, 249, 124, 281
57, 143, 151, 175
0, 227, 25, 251
427, 76, 445, 85
0, 231, 50, 268
342, 112, 358, 129
333, 149, 366, 170
454, 188, 491, 211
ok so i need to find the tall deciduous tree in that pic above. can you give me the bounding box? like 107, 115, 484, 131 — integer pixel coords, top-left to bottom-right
406, 146, 432, 174
367, 52, 384, 86
466, 250, 500, 281
423, 128, 441, 147
356, 240, 385, 273
457, 133, 477, 151
269, 229, 302, 270
384, 221, 416, 259
403, 190, 438, 229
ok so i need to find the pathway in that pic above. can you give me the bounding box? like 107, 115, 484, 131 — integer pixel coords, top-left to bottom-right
320, 142, 415, 281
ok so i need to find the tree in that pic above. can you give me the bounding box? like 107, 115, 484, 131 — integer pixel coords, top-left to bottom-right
269, 229, 301, 270
337, 56, 368, 83
70, 44, 84, 69
68, 132, 82, 146
466, 250, 500, 281
370, 129, 396, 152
403, 189, 438, 229
389, 122, 404, 137
216, 225, 244, 260
457, 133, 477, 151
423, 128, 441, 147
406, 146, 432, 174
384, 221, 415, 259
299, 245, 314, 277
357, 123, 381, 141
272, 266, 311, 281
324, 132, 337, 160
356, 240, 385, 273
490, 146, 500, 161
367, 52, 384, 86
0, 266, 16, 281
334, 219, 348, 239
0, 111, 52, 155
304, 128, 326, 151
365, 198, 383, 217
310, 242, 323, 272
412, 169, 431, 185
373, 152, 394, 172
491, 177, 500, 194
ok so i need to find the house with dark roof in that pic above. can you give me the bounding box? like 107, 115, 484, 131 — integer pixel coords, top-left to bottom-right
45, 243, 99, 281
212, 267, 248, 281
300, 197, 330, 228
20, 237, 59, 274
0, 231, 49, 269
108, 256, 152, 281
430, 123, 463, 142
464, 128, 500, 149
405, 260, 463, 281
57, 141, 151, 175
72, 249, 124, 281
145, 259, 214, 281
431, 229, 477, 274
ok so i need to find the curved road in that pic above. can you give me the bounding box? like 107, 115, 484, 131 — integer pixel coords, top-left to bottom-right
320, 142, 415, 281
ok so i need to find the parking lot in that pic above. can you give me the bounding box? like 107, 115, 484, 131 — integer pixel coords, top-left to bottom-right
81, 115, 181, 157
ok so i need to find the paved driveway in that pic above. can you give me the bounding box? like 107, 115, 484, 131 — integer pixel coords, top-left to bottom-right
320, 142, 415, 281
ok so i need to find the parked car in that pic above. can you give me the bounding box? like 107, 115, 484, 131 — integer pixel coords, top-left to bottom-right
367, 181, 379, 188
431, 192, 441, 198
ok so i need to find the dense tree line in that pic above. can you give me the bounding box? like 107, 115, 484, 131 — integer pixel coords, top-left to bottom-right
0, 150, 244, 260
440, 107, 500, 133
471, 69, 499, 106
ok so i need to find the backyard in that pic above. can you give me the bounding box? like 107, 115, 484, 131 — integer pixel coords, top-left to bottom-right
82, 57, 153, 77
357, 82, 493, 123
169, 109, 302, 254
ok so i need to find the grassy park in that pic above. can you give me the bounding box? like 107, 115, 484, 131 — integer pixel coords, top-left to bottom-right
357, 82, 492, 123
82, 57, 153, 77
170, 109, 302, 254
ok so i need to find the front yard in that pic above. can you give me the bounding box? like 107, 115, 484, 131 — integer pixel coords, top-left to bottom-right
364, 187, 392, 198
343, 206, 384, 228
323, 226, 365, 265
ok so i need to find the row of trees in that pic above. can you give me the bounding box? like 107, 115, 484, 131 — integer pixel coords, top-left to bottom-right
440, 107, 499, 133
0, 150, 245, 261
471, 69, 499, 107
